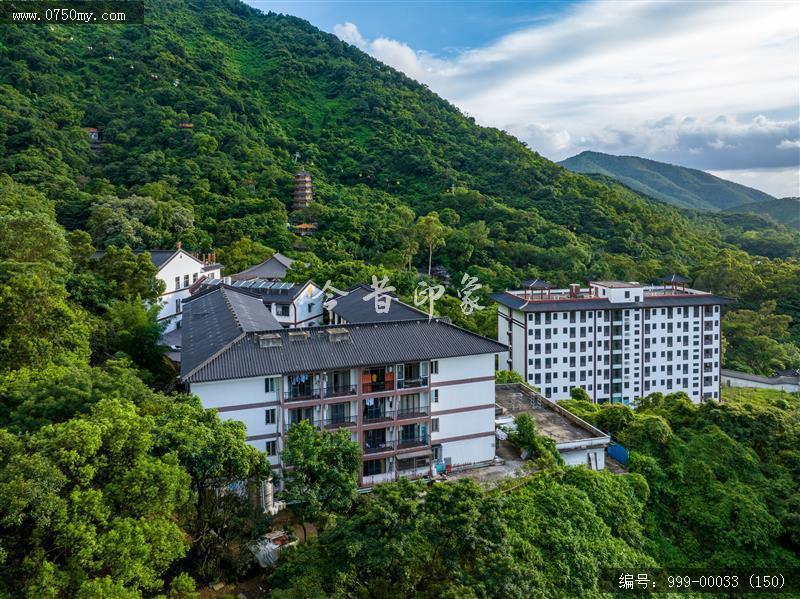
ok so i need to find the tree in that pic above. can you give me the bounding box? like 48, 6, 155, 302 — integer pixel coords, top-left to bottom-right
569, 387, 591, 402
149, 395, 272, 579
0, 399, 192, 597
280, 420, 361, 540
414, 212, 447, 276
217, 236, 275, 275
508, 413, 563, 468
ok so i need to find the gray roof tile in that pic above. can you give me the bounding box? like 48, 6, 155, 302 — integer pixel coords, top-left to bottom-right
331, 284, 427, 323
180, 286, 281, 378
183, 319, 508, 383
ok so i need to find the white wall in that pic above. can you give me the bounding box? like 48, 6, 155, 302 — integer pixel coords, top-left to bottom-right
561, 447, 606, 469
156, 251, 208, 332
433, 354, 494, 384
432, 407, 494, 441
440, 436, 495, 466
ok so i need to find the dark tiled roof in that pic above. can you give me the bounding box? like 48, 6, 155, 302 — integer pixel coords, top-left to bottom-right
183, 319, 508, 383
231, 253, 295, 280
91, 249, 202, 270
490, 291, 734, 313
203, 279, 312, 304
330, 284, 427, 323
180, 286, 281, 378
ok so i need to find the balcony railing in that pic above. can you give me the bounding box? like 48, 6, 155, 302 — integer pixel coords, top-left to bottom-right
287, 417, 320, 428
363, 409, 394, 424
397, 466, 430, 480
363, 440, 395, 455
322, 416, 357, 430
325, 384, 357, 398
284, 388, 321, 402
362, 380, 392, 393
396, 435, 428, 449
397, 377, 428, 389
362, 471, 395, 485
396, 405, 430, 419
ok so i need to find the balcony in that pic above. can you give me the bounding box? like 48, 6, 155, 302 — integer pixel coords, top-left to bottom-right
397, 435, 428, 450
397, 376, 429, 390
363, 440, 395, 455
284, 387, 321, 402
363, 409, 394, 424
362, 380, 392, 393
325, 384, 357, 398
397, 466, 430, 480
287, 416, 319, 428
322, 415, 357, 430
362, 471, 395, 486
396, 404, 430, 420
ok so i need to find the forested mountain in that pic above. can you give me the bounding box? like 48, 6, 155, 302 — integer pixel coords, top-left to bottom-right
724, 197, 800, 231
560, 150, 775, 211
0, 0, 798, 374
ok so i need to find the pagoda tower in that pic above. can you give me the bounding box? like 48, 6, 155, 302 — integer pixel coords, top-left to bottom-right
292, 168, 313, 210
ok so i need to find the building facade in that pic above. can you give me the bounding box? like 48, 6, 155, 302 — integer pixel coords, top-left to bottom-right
492, 279, 732, 404
180, 297, 506, 487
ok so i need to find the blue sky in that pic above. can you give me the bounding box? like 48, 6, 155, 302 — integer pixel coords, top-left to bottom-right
247, 1, 800, 197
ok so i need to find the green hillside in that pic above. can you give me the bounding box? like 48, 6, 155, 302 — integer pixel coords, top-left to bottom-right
560, 150, 775, 211
725, 197, 800, 230
0, 1, 765, 279
0, 0, 798, 364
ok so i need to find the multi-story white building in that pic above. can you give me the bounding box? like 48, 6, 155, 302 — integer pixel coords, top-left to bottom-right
181, 285, 506, 487
491, 277, 732, 404
92, 245, 222, 332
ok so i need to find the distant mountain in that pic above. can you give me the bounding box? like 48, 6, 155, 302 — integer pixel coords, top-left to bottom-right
560, 151, 775, 212
724, 198, 800, 230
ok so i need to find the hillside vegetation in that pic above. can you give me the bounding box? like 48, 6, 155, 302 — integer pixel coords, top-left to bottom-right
560, 150, 775, 211
0, 0, 797, 372
725, 197, 800, 231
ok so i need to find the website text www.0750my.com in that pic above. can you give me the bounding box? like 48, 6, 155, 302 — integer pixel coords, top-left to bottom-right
0, 2, 144, 24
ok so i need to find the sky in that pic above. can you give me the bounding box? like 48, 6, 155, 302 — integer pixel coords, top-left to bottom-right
248, 1, 800, 198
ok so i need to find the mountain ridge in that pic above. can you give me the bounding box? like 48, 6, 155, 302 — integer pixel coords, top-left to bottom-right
559, 150, 775, 212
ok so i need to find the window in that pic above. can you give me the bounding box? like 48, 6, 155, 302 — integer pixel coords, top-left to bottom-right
432, 445, 442, 460
265, 440, 277, 456
431, 418, 440, 433
307, 303, 315, 314
193, 272, 198, 283
363, 459, 383, 476
624, 290, 630, 298
183, 274, 190, 287
265, 409, 276, 425
175, 299, 181, 313
430, 360, 439, 374
265, 378, 276, 394
175, 276, 180, 290
433, 389, 439, 403
277, 304, 290, 317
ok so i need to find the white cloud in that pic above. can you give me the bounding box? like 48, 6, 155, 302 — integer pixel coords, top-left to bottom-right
332, 22, 366, 49
778, 139, 800, 150
333, 1, 799, 190
707, 167, 800, 198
